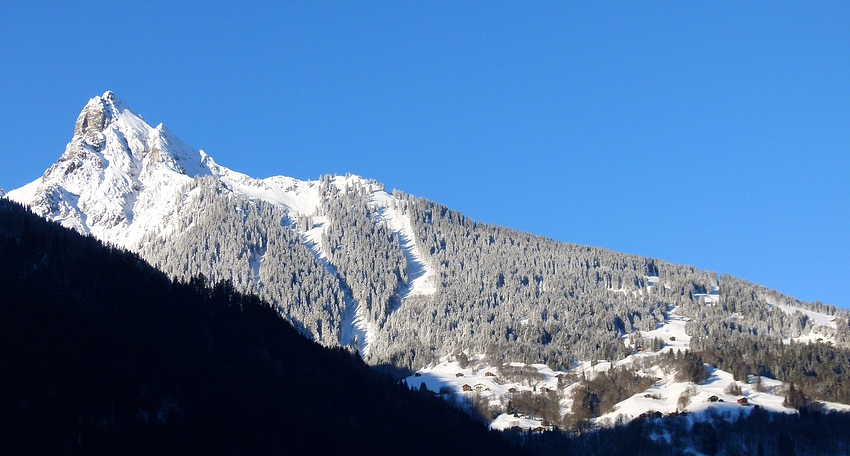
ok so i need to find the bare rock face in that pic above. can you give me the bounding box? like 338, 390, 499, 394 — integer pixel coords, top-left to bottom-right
73, 91, 119, 149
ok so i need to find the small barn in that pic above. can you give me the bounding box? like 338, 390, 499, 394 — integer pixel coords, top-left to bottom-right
455, 372, 464, 378
737, 397, 749, 406
461, 384, 472, 392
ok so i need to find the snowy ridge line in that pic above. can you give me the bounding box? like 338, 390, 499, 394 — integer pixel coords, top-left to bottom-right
214, 165, 324, 219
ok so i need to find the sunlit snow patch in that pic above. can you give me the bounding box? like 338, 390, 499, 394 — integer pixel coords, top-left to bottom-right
372, 201, 436, 299
694, 286, 720, 305
771, 302, 838, 330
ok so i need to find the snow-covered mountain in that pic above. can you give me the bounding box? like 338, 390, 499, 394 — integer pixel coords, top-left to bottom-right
9, 91, 434, 350
10, 93, 850, 431
11, 92, 311, 249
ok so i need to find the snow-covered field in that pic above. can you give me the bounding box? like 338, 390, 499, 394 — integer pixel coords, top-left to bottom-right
406, 355, 560, 431
406, 305, 850, 432
626, 305, 692, 353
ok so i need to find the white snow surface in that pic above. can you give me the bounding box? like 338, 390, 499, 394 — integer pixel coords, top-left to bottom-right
627, 306, 692, 353
786, 332, 836, 345
11, 174, 46, 203
644, 275, 659, 293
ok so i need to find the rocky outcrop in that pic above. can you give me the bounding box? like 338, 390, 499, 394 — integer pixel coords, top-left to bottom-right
72, 91, 121, 149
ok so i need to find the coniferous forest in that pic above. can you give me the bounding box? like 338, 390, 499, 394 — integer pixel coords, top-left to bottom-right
130, 175, 850, 382
510, 407, 850, 456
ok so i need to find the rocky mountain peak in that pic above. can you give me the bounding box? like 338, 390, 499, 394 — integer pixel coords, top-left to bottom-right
72, 91, 128, 148
7, 92, 215, 245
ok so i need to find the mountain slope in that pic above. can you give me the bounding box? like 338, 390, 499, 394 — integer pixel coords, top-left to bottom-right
0, 198, 523, 455
9, 92, 850, 390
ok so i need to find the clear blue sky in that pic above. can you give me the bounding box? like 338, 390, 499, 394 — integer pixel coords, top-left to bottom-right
1, 2, 847, 308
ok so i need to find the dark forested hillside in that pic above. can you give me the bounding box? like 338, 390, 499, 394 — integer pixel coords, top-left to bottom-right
0, 199, 522, 455
512, 407, 850, 456
137, 176, 348, 347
